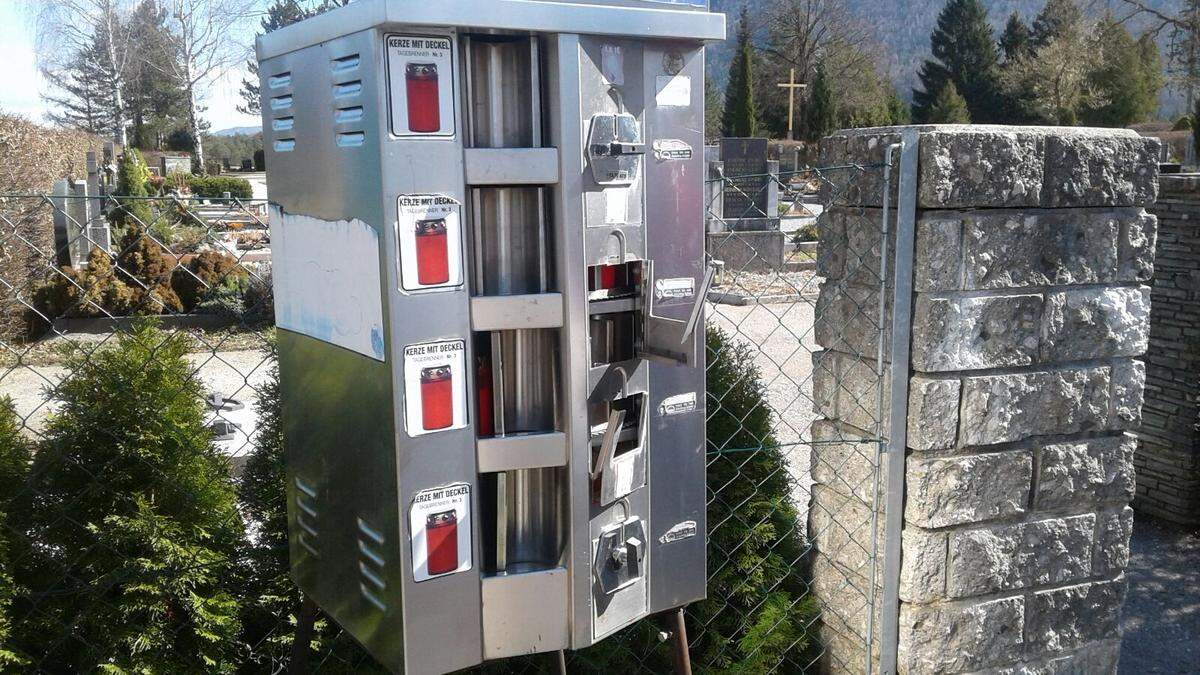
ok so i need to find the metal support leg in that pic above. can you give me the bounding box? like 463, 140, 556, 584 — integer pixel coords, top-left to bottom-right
671, 607, 692, 675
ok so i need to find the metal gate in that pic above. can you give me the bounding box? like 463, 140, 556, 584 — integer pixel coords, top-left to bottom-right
0, 138, 915, 673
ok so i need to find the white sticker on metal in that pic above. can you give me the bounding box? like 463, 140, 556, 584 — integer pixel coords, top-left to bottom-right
409, 483, 472, 582
655, 276, 695, 299
652, 138, 693, 161
655, 74, 691, 107
601, 44, 624, 86
396, 194, 464, 292
270, 207, 386, 361
605, 187, 629, 224
659, 520, 698, 544
659, 391, 697, 417
402, 339, 468, 437
385, 34, 456, 138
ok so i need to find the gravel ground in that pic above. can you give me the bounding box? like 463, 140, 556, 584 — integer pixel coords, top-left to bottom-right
0, 348, 273, 462
1119, 516, 1200, 674
707, 298, 821, 511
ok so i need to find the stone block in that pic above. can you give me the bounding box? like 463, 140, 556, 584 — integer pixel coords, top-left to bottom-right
809, 485, 879, 578
913, 293, 1043, 372
1108, 359, 1145, 430
898, 596, 1025, 673
906, 450, 1032, 528
817, 207, 894, 289
959, 210, 1126, 291
978, 639, 1121, 674
1036, 434, 1136, 509
919, 128, 1045, 208
908, 375, 961, 450
815, 281, 890, 358
1025, 578, 1126, 653
1118, 211, 1157, 282
946, 515, 1095, 598
812, 350, 889, 435
1042, 133, 1159, 208
915, 215, 963, 291
900, 527, 947, 604
812, 419, 879, 502
819, 131, 900, 207
1093, 506, 1134, 576
1040, 287, 1150, 362
959, 368, 1111, 446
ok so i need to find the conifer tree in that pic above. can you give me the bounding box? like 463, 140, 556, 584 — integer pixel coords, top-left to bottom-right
801, 62, 836, 142
912, 0, 1002, 123
1030, 0, 1084, 48
1083, 16, 1163, 127
722, 4, 759, 137
927, 81, 972, 123
12, 321, 245, 671
705, 74, 724, 142
0, 398, 29, 669
999, 12, 1032, 62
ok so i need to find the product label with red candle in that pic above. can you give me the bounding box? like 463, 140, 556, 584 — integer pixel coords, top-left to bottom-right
409, 483, 471, 581
397, 194, 463, 291
414, 219, 450, 285
403, 340, 466, 436
385, 34, 454, 137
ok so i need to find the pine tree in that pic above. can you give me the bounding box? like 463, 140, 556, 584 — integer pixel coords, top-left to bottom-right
1030, 0, 1084, 49
0, 398, 29, 669
11, 321, 245, 671
927, 81, 972, 123
705, 74, 724, 142
912, 0, 1002, 123
1083, 16, 1163, 127
886, 88, 912, 124
801, 62, 836, 142
125, 0, 189, 150
722, 4, 759, 137
999, 12, 1032, 62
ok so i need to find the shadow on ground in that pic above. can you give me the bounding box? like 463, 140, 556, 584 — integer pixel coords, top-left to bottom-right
1120, 515, 1200, 674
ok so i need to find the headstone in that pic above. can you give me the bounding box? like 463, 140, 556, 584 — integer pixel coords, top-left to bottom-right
161, 155, 191, 175
717, 137, 779, 232
241, 159, 254, 171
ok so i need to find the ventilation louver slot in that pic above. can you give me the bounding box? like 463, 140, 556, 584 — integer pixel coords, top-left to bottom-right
357, 517, 388, 612
294, 477, 320, 557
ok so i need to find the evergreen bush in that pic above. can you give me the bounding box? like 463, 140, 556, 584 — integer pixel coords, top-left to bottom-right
172, 250, 247, 311
187, 176, 254, 200
10, 321, 245, 671
0, 398, 29, 669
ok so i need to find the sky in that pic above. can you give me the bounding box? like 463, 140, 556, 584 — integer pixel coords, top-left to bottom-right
0, 0, 262, 134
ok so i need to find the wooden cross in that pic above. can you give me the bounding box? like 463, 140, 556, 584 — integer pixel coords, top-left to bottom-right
777, 67, 807, 140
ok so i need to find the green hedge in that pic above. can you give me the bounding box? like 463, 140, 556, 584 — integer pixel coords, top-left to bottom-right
187, 175, 253, 199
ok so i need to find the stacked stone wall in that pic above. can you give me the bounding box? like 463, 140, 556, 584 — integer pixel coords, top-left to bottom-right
812, 126, 1158, 674
1139, 174, 1200, 525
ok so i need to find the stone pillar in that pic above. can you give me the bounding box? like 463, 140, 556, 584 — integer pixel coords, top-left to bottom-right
812, 126, 1159, 674
1139, 174, 1200, 525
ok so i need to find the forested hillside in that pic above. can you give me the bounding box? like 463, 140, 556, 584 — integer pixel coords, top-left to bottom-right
708, 0, 1179, 114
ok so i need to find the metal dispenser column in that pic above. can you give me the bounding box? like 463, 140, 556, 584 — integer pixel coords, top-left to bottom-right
258, 2, 722, 673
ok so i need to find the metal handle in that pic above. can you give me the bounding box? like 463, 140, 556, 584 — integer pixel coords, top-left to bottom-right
679, 262, 716, 344
591, 409, 626, 479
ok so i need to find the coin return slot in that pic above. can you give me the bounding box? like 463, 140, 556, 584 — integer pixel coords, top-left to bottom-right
589, 312, 639, 367
588, 393, 646, 505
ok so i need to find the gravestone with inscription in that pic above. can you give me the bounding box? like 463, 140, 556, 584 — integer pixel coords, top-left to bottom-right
718, 137, 779, 231
161, 155, 191, 175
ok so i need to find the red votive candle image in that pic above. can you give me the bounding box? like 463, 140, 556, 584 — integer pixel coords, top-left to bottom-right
405, 62, 441, 133
426, 510, 458, 575
420, 366, 453, 431
414, 218, 450, 285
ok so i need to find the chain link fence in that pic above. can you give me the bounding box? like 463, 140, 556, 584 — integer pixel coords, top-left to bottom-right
0, 160, 889, 673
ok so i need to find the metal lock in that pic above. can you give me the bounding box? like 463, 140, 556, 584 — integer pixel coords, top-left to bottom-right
594, 516, 646, 594
586, 113, 644, 185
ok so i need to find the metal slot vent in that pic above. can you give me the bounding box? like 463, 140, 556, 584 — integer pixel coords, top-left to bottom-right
335, 106, 364, 124
336, 132, 365, 147
333, 80, 363, 99
268, 72, 292, 88
272, 117, 294, 131
274, 139, 296, 152
331, 53, 360, 73
294, 477, 320, 557
270, 94, 293, 110
357, 517, 388, 612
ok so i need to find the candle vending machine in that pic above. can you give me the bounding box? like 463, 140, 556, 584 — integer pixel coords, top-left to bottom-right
259, 1, 723, 672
